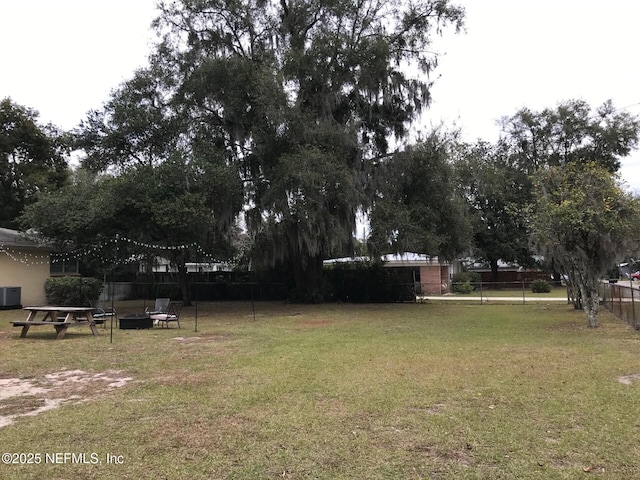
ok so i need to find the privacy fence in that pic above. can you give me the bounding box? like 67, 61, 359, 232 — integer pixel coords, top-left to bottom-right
102, 281, 289, 303
101, 279, 573, 304
103, 280, 417, 303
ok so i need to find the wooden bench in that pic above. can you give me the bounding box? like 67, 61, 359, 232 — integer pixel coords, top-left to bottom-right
12, 321, 71, 339
12, 321, 67, 326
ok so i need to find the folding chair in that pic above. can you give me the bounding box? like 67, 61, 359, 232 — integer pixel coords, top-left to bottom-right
149, 301, 183, 328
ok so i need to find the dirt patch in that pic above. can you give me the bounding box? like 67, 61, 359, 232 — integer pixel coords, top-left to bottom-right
617, 374, 640, 385
544, 322, 587, 333
406, 444, 475, 467
0, 370, 133, 428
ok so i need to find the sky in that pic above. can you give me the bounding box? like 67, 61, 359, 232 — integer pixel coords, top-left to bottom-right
1, 0, 639, 192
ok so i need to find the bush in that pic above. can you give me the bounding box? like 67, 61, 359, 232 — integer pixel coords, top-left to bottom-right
451, 281, 474, 294
451, 271, 479, 294
44, 277, 103, 305
531, 279, 552, 293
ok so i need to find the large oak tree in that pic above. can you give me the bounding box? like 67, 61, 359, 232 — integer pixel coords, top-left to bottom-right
32, 65, 244, 305
0, 98, 69, 229
152, 0, 465, 301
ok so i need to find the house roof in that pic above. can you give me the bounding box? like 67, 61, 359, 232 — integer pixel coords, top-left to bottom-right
0, 228, 51, 250
324, 252, 446, 267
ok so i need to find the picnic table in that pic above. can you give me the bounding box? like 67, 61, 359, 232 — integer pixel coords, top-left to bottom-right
12, 306, 99, 340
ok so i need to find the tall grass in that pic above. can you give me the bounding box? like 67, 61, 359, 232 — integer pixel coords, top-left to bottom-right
1, 301, 639, 479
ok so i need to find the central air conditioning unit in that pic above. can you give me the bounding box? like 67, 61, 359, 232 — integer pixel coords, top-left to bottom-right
0, 287, 22, 308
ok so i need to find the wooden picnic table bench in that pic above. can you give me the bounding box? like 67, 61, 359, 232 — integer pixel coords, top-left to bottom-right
12, 320, 70, 339
12, 306, 99, 340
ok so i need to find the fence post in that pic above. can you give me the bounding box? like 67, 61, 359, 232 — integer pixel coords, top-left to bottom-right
631, 285, 636, 329
618, 285, 623, 319
251, 283, 256, 321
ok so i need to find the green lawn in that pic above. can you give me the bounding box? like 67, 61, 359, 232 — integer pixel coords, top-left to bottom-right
445, 286, 569, 298
1, 301, 639, 479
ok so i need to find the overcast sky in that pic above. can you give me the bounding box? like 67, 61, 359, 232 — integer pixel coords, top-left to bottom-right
1, 0, 639, 191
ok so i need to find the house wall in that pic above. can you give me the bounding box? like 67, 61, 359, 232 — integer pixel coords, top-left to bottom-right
420, 265, 445, 295
441, 265, 450, 293
0, 248, 50, 305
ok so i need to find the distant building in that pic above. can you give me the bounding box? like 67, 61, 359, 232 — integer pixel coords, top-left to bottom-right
324, 252, 457, 295
139, 256, 234, 274
464, 258, 551, 287
0, 228, 52, 306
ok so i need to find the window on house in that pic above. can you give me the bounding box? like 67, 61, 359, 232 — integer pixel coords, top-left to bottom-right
50, 258, 80, 275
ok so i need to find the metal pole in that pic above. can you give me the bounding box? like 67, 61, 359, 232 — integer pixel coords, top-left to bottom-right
631, 284, 636, 329
195, 282, 198, 332
251, 283, 256, 322
110, 234, 118, 344
522, 279, 526, 305
110, 271, 114, 344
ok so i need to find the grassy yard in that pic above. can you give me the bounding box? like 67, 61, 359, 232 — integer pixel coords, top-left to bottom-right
1, 301, 639, 479
444, 286, 569, 299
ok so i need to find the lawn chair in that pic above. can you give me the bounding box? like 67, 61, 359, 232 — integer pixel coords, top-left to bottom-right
145, 298, 170, 315
149, 301, 183, 328
89, 299, 118, 329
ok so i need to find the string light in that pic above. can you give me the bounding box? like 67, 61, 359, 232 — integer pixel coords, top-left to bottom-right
0, 236, 231, 267
0, 246, 50, 265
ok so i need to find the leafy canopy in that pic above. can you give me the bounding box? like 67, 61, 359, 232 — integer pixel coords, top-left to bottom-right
369, 130, 469, 259
501, 99, 640, 173
0, 98, 70, 229
455, 140, 534, 279
531, 161, 640, 327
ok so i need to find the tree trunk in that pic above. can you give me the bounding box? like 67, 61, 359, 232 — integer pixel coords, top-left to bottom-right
291, 253, 324, 303
579, 283, 599, 328
565, 263, 582, 310
568, 283, 582, 310
177, 262, 192, 306
489, 258, 499, 289
171, 251, 192, 306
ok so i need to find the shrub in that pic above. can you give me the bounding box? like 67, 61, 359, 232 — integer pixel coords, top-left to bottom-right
531, 279, 552, 293
44, 277, 103, 305
451, 281, 474, 294
452, 272, 472, 284
451, 271, 479, 294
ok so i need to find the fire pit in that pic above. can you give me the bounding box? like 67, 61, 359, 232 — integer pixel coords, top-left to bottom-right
119, 314, 152, 330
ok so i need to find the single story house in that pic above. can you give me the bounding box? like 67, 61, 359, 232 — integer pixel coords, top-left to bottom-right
0, 228, 52, 306
139, 256, 234, 274
324, 252, 456, 295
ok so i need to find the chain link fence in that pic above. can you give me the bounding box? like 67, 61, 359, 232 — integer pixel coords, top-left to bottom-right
416, 280, 570, 303
101, 279, 577, 304
600, 281, 639, 329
